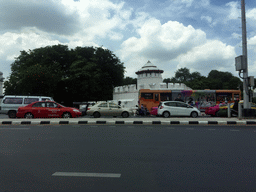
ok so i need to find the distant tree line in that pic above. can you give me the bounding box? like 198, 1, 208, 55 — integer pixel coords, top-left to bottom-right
4, 44, 125, 106
163, 68, 243, 90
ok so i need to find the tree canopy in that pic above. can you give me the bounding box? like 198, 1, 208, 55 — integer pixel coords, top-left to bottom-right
163, 67, 242, 90
4, 44, 125, 106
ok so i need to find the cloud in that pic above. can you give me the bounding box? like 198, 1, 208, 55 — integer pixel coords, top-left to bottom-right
0, 0, 80, 35
225, 1, 240, 20
201, 16, 212, 24
176, 40, 236, 75
247, 8, 256, 20
118, 17, 237, 78
120, 18, 206, 61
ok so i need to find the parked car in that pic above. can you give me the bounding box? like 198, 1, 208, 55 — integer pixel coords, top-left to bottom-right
16, 101, 81, 118
157, 101, 201, 118
86, 101, 133, 118
150, 107, 158, 116
1, 95, 54, 118
215, 101, 256, 117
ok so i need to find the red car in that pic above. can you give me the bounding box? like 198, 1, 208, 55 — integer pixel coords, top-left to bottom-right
205, 105, 220, 116
16, 101, 82, 118
150, 107, 158, 116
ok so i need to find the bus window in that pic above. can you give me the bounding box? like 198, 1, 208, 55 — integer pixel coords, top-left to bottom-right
160, 93, 172, 101
155, 94, 159, 101
216, 93, 232, 103
141, 93, 153, 99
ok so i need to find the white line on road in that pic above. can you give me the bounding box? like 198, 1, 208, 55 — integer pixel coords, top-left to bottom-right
52, 172, 121, 178
0, 128, 30, 130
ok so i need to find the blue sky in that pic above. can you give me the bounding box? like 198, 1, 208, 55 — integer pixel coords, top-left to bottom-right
0, 0, 256, 81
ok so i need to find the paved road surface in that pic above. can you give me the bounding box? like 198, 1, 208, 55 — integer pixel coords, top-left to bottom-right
0, 124, 255, 191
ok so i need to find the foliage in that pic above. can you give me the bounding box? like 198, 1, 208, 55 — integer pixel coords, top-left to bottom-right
4, 45, 125, 106
163, 67, 242, 90
122, 77, 137, 86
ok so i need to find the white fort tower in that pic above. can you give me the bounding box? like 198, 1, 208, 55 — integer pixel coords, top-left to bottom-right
136, 61, 164, 89
113, 61, 191, 108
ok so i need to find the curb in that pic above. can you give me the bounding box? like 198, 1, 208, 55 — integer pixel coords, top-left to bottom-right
1, 120, 256, 125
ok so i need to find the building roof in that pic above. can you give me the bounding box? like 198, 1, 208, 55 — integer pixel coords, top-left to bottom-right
135, 61, 163, 75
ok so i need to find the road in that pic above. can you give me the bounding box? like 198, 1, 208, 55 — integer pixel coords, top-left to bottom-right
0, 124, 256, 192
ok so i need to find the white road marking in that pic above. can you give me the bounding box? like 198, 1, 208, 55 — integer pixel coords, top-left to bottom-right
52, 172, 121, 178
0, 128, 30, 130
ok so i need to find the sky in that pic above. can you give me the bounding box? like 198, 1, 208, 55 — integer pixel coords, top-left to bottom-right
1, 0, 256, 82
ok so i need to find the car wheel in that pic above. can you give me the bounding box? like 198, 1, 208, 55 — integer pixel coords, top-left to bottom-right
163, 111, 170, 118
122, 111, 129, 118
93, 112, 101, 118
62, 112, 71, 118
24, 113, 33, 119
8, 111, 16, 118
191, 111, 198, 118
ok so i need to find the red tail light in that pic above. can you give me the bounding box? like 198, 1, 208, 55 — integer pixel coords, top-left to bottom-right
87, 108, 90, 110
160, 106, 164, 109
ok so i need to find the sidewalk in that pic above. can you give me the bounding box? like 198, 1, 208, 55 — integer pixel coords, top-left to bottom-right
0, 116, 255, 125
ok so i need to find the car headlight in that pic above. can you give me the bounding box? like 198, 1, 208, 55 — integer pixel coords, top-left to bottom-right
73, 109, 80, 112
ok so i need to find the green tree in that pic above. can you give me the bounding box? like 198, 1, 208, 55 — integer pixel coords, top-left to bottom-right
122, 77, 137, 86
175, 67, 191, 82
4, 45, 125, 106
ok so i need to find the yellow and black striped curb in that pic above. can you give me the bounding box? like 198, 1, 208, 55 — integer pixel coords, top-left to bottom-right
0, 120, 256, 125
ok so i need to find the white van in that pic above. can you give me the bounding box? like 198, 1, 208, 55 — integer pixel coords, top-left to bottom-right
0, 95, 54, 118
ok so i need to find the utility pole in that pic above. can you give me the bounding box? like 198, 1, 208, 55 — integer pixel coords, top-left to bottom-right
241, 0, 249, 109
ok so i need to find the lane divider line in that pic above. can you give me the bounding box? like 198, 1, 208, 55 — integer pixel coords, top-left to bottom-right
52, 172, 121, 178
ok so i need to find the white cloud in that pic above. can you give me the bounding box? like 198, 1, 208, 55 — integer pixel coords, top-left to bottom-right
118, 17, 238, 78
248, 36, 256, 52
201, 16, 212, 24
120, 18, 206, 61
226, 1, 240, 20
247, 8, 256, 20
176, 40, 236, 74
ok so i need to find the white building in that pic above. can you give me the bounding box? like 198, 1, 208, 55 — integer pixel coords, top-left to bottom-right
113, 61, 191, 108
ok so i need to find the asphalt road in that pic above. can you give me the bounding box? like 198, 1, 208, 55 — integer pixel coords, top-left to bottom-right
0, 125, 256, 192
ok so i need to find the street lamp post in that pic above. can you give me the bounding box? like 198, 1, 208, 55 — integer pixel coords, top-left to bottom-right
241, 0, 249, 109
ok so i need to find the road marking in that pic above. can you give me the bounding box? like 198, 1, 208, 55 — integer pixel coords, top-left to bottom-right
0, 128, 30, 130
52, 172, 121, 178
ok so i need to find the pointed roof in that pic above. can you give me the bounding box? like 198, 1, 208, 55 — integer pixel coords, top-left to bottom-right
135, 61, 163, 75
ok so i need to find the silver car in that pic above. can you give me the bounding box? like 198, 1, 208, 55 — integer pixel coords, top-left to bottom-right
86, 102, 133, 118
157, 101, 201, 118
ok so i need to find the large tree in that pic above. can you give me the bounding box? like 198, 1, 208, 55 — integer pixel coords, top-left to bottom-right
4, 45, 125, 106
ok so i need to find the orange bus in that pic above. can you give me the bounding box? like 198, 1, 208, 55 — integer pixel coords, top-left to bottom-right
139, 89, 241, 112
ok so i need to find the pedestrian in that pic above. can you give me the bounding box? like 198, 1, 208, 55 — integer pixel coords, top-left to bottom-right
141, 104, 146, 116
233, 97, 239, 112
175, 93, 184, 102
